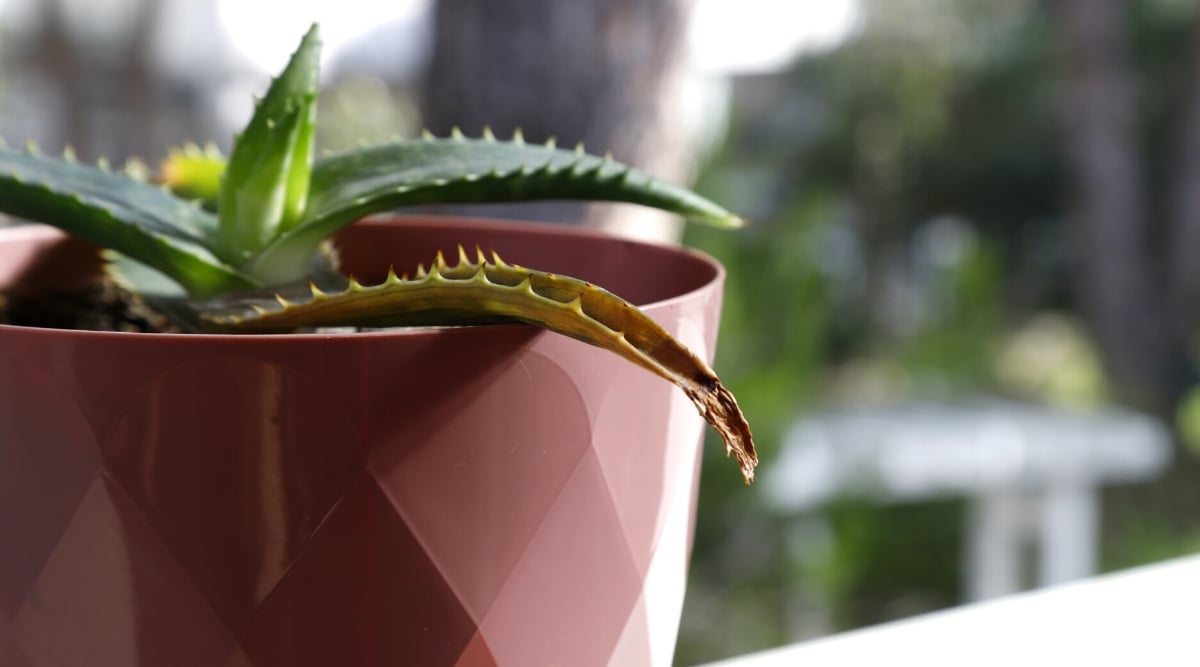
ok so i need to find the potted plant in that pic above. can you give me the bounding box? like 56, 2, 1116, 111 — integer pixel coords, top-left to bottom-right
0, 25, 754, 666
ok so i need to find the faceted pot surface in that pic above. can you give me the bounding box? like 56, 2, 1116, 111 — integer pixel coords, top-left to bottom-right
0, 217, 725, 667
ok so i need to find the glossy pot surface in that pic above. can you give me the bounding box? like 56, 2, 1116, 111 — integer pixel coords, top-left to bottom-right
0, 217, 725, 667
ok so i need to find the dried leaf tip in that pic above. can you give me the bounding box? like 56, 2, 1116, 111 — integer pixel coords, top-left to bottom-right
699, 383, 757, 484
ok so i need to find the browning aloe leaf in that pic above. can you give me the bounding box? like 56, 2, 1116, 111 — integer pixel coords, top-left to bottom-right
202, 246, 758, 483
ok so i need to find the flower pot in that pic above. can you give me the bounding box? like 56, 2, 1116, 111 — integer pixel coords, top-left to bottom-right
0, 217, 726, 667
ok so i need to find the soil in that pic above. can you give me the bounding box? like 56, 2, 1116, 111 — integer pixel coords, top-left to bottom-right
0, 279, 182, 333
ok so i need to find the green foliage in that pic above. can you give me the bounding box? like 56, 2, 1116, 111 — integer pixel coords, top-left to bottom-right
821, 500, 962, 629
679, 1, 1074, 659
218, 23, 319, 261
159, 143, 225, 208
0, 144, 251, 297
1174, 386, 1200, 458
250, 133, 746, 285
680, 1, 1200, 661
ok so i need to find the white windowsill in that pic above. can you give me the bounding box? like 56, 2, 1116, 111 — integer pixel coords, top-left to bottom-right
698, 554, 1200, 667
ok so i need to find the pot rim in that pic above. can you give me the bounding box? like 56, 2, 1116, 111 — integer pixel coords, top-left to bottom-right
0, 215, 726, 343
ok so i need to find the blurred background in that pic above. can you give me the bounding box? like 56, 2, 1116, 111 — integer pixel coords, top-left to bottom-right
3, 0, 1200, 663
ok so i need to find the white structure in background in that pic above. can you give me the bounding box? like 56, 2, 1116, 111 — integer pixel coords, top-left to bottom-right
764, 400, 1172, 601
701, 554, 1200, 667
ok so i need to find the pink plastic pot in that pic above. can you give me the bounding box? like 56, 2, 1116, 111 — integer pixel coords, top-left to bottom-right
0, 217, 726, 667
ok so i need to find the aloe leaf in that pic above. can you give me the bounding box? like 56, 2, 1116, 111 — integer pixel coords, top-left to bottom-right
0, 144, 255, 298
218, 23, 319, 262
201, 247, 758, 483
159, 142, 225, 208
246, 134, 746, 286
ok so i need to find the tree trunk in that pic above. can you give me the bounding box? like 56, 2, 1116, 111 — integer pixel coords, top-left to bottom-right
1167, 15, 1200, 338
1055, 0, 1182, 414
420, 0, 697, 243
33, 0, 89, 156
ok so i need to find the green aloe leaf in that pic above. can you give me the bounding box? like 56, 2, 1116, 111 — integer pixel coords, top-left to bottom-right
0, 144, 254, 298
159, 142, 225, 208
246, 133, 746, 285
218, 23, 319, 262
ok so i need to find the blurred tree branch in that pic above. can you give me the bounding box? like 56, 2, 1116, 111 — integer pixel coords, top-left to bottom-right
1168, 10, 1200, 338
28, 0, 165, 160
420, 0, 697, 242
33, 0, 88, 155
1056, 0, 1184, 414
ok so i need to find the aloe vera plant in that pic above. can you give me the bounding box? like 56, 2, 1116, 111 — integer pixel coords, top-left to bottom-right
0, 25, 756, 482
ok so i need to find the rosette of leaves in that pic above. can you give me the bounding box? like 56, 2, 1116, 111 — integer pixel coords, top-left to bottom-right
0, 25, 756, 482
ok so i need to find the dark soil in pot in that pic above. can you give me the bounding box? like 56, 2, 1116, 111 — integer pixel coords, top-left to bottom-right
0, 278, 180, 333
